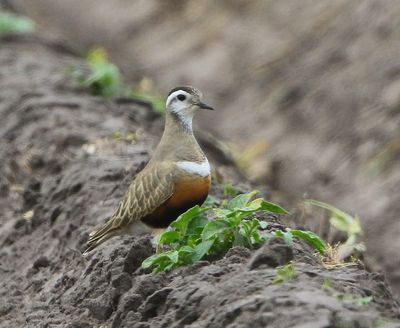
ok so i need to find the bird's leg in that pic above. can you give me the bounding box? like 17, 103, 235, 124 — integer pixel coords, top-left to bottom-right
152, 228, 165, 254
156, 242, 162, 254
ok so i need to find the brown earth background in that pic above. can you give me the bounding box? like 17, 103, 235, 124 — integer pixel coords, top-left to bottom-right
9, 0, 399, 294
1, 0, 400, 327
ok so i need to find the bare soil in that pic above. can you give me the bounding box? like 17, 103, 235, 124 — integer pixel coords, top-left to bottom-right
0, 36, 400, 327
6, 0, 400, 295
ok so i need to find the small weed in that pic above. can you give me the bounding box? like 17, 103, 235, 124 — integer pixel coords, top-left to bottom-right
223, 182, 241, 197
129, 89, 165, 114
143, 191, 326, 273
321, 278, 334, 290
204, 195, 220, 207
274, 228, 327, 255
376, 319, 390, 327
71, 48, 122, 98
337, 294, 373, 306
305, 199, 365, 267
0, 11, 35, 36
320, 243, 359, 269
273, 263, 296, 284
112, 131, 138, 143
70, 49, 166, 112
322, 278, 373, 306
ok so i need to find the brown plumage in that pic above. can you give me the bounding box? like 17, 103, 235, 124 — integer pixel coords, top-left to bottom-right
83, 86, 213, 255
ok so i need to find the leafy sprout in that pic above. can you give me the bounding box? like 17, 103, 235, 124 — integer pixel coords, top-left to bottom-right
322, 278, 373, 306
273, 263, 296, 284
274, 229, 327, 255
71, 48, 122, 98
69, 48, 166, 112
0, 12, 35, 36
142, 191, 327, 273
223, 182, 241, 197
305, 199, 365, 263
129, 89, 165, 114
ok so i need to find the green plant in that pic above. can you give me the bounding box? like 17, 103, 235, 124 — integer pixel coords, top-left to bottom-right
112, 131, 138, 143
322, 278, 373, 306
70, 48, 166, 112
222, 182, 241, 197
0, 12, 35, 36
273, 263, 296, 284
376, 319, 390, 327
129, 89, 165, 114
273, 228, 327, 255
71, 48, 122, 98
305, 200, 365, 262
142, 191, 326, 273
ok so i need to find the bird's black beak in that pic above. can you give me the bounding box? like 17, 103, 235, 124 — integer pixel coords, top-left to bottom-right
197, 101, 214, 110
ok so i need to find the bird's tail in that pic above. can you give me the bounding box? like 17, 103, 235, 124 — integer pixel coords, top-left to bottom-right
82, 220, 121, 256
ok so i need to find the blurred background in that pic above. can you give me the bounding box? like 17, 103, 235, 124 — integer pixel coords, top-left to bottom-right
2, 0, 400, 294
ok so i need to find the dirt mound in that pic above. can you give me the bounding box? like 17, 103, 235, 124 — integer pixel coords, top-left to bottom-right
9, 0, 400, 295
0, 36, 399, 327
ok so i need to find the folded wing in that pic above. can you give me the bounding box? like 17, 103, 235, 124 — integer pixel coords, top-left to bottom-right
83, 162, 175, 255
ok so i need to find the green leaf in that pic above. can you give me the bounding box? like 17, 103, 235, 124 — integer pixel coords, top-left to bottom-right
179, 245, 195, 254
171, 205, 209, 236
168, 251, 179, 264
273, 263, 296, 284
273, 230, 294, 246
204, 195, 220, 207
142, 193, 292, 273
130, 89, 166, 114
187, 215, 209, 235
223, 183, 240, 197
202, 219, 230, 240
141, 255, 157, 269
141, 253, 172, 272
305, 199, 359, 234
241, 219, 260, 237
290, 229, 327, 254
233, 230, 247, 247
213, 208, 233, 218
227, 191, 258, 210
353, 296, 373, 306
0, 12, 35, 36
192, 240, 214, 262
159, 231, 180, 245
248, 198, 290, 214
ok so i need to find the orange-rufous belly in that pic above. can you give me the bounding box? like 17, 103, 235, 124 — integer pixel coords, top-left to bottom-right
141, 175, 211, 228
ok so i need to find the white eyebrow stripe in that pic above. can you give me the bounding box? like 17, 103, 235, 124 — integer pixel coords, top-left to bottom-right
176, 159, 210, 177
166, 90, 190, 107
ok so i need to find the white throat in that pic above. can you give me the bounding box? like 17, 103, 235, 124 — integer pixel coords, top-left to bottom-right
174, 110, 195, 131
176, 159, 210, 177
166, 90, 195, 131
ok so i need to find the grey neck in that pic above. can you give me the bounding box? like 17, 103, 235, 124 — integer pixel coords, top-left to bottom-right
150, 111, 205, 162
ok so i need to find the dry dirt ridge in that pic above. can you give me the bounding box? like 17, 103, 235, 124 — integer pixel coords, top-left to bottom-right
0, 36, 399, 328
9, 0, 400, 295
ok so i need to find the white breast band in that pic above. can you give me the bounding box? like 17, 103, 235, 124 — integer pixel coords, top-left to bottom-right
176, 159, 210, 177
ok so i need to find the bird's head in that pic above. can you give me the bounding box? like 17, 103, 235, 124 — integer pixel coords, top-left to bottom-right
166, 86, 213, 129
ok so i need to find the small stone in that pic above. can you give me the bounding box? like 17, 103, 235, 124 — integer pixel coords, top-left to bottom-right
111, 272, 132, 292
119, 292, 142, 312
247, 238, 293, 270
33, 256, 50, 269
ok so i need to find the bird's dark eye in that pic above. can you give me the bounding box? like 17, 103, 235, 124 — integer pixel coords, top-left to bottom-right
177, 94, 186, 101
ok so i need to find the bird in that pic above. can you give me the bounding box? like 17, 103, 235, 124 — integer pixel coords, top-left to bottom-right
83, 86, 213, 255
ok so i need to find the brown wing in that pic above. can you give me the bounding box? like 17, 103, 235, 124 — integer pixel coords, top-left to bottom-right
83, 161, 175, 255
